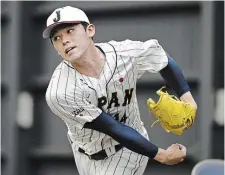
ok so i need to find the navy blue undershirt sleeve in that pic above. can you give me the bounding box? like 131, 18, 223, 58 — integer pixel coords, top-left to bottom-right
159, 54, 190, 97
83, 112, 159, 159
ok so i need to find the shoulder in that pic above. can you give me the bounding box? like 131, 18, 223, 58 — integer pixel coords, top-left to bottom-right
45, 62, 82, 102
108, 39, 160, 46
108, 39, 141, 49
47, 61, 70, 85
99, 39, 161, 57
142, 39, 163, 49
107, 39, 161, 52
96, 39, 141, 50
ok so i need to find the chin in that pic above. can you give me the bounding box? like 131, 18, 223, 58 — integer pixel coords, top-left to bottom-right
66, 55, 81, 63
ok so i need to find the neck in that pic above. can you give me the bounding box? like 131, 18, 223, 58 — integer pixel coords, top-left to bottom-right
71, 42, 105, 78
71, 41, 98, 67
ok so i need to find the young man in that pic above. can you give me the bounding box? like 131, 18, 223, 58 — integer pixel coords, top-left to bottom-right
43, 6, 197, 175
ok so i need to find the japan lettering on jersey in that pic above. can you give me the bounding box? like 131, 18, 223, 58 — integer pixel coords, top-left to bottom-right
46, 39, 168, 155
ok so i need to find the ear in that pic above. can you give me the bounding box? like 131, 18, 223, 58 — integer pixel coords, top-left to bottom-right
87, 24, 95, 38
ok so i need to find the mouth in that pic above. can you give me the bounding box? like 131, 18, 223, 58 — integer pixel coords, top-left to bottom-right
65, 47, 76, 54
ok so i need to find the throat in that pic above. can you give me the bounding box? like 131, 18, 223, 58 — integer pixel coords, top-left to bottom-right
72, 56, 105, 79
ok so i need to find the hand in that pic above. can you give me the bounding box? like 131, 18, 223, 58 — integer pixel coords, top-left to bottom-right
154, 144, 186, 165
165, 144, 186, 165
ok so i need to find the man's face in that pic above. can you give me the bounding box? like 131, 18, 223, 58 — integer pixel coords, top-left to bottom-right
51, 23, 94, 63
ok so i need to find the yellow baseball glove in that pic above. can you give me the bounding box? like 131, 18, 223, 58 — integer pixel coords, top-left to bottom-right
147, 86, 196, 135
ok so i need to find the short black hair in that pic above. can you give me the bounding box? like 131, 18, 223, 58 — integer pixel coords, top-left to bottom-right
80, 21, 89, 30
50, 22, 90, 39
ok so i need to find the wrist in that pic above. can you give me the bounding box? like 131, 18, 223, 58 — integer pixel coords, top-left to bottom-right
180, 92, 197, 108
190, 102, 198, 110
153, 148, 168, 163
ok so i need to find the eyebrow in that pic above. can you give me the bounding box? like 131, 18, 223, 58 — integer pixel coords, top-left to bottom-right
50, 23, 80, 39
51, 30, 60, 39
51, 28, 63, 39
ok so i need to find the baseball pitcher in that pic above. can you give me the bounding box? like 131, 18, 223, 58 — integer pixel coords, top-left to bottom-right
43, 6, 197, 175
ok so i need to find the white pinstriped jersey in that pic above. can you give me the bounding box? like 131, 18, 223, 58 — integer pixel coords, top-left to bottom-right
46, 39, 168, 155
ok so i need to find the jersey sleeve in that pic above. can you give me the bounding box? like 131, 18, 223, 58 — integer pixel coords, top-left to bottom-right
110, 39, 168, 79
135, 39, 168, 78
46, 81, 102, 130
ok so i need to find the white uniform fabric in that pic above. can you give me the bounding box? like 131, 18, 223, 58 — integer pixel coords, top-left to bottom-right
72, 127, 150, 175
46, 39, 168, 175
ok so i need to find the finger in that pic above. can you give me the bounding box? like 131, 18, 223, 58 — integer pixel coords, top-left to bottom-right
177, 144, 186, 151
168, 144, 176, 149
180, 151, 186, 158
174, 144, 181, 150
180, 146, 187, 153
177, 143, 185, 147
175, 145, 187, 158
183, 148, 187, 154
174, 144, 179, 148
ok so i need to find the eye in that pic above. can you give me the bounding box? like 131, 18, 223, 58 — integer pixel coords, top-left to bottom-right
53, 36, 61, 42
68, 29, 74, 34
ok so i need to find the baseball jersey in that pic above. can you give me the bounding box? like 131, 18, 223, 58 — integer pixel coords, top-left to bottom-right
46, 39, 168, 155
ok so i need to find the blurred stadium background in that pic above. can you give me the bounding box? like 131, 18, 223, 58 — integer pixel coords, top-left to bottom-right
1, 1, 224, 175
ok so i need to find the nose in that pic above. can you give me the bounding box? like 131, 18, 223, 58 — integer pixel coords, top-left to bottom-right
62, 36, 70, 46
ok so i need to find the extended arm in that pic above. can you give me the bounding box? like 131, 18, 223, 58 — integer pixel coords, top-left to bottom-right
84, 111, 158, 159
84, 111, 186, 164
160, 55, 197, 109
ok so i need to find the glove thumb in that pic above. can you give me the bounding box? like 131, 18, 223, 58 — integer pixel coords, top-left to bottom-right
156, 89, 163, 96
147, 98, 156, 109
